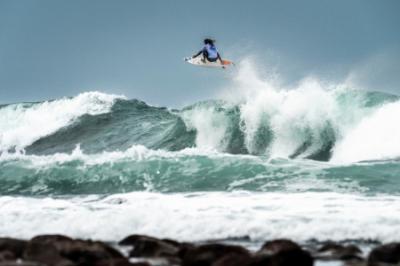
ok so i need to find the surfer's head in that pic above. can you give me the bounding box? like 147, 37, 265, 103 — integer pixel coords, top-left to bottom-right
204, 38, 215, 45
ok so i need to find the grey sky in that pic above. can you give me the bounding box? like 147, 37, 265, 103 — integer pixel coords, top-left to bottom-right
0, 0, 399, 107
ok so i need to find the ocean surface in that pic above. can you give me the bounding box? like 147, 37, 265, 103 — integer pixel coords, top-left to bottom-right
1, 72, 400, 247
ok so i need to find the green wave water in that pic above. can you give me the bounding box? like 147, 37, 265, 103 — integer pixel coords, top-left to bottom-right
1, 150, 400, 195
1, 89, 400, 196
1, 87, 400, 244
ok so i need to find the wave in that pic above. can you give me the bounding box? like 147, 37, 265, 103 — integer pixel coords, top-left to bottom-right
0, 92, 124, 152
1, 144, 400, 195
1, 63, 399, 164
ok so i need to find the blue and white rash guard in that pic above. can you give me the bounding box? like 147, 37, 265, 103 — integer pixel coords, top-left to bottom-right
203, 44, 218, 59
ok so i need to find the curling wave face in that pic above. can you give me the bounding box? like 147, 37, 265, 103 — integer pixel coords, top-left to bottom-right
0, 88, 399, 161
0, 87, 399, 195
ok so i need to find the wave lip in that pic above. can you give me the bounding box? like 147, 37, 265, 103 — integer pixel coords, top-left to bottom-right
181, 86, 399, 162
0, 91, 124, 152
1, 81, 400, 163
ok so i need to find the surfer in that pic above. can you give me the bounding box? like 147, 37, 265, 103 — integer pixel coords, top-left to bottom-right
192, 38, 225, 67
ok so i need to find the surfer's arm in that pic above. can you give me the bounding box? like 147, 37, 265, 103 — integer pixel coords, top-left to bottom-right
192, 50, 202, 58
217, 53, 224, 64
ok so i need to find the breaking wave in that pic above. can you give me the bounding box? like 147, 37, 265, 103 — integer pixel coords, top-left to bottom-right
1, 79, 399, 163
1, 61, 400, 195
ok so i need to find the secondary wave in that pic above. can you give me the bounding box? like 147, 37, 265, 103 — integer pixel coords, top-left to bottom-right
1, 145, 400, 195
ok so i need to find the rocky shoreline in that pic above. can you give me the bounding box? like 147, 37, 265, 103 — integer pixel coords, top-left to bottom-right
0, 234, 398, 266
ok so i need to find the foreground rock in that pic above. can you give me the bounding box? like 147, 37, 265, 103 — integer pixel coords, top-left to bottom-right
38, 235, 126, 264
257, 239, 313, 266
119, 235, 182, 258
368, 243, 400, 266
3, 234, 400, 266
181, 243, 250, 266
0, 238, 27, 259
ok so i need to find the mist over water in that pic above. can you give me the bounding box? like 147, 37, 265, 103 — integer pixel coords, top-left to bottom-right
1, 60, 400, 243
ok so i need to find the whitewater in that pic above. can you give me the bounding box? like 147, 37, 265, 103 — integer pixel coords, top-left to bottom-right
1, 61, 400, 246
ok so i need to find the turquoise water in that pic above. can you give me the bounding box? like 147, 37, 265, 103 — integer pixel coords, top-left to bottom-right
1, 89, 400, 243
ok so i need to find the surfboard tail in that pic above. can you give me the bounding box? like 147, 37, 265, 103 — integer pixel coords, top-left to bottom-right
222, 60, 233, 66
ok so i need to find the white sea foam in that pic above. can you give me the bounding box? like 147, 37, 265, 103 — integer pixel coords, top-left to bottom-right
0, 91, 124, 152
331, 101, 400, 163
181, 106, 231, 151
0, 192, 399, 243
0, 144, 257, 167
192, 59, 399, 163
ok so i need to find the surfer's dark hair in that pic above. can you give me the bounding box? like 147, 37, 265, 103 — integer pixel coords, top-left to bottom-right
204, 38, 215, 45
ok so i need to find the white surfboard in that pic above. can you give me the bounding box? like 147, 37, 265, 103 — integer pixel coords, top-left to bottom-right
184, 56, 233, 68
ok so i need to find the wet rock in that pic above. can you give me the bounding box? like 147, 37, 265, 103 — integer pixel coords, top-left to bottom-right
368, 243, 400, 266
119, 235, 157, 246
181, 243, 250, 266
29, 235, 124, 266
268, 248, 314, 266
212, 249, 313, 266
94, 259, 151, 266
258, 239, 301, 255
62, 240, 125, 265
256, 239, 313, 266
316, 242, 363, 261
212, 253, 253, 266
30, 235, 74, 247
0, 251, 15, 262
119, 235, 180, 258
160, 239, 182, 249
0, 238, 28, 258
0, 261, 46, 266
23, 242, 75, 266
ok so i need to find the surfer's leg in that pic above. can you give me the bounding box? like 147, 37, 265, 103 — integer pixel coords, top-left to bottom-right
202, 50, 209, 63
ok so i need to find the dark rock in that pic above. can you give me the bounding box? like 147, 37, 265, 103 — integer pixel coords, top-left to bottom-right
250, 255, 274, 266
0, 251, 15, 262
119, 235, 160, 246
269, 249, 314, 266
0, 238, 28, 258
0, 261, 46, 266
30, 235, 75, 256
29, 235, 124, 266
23, 242, 75, 266
258, 239, 301, 255
119, 235, 180, 258
212, 253, 253, 266
212, 249, 313, 266
368, 243, 400, 266
161, 239, 182, 248
94, 259, 150, 266
316, 242, 363, 261
256, 239, 313, 266
61, 240, 124, 265
31, 235, 74, 246
182, 243, 250, 266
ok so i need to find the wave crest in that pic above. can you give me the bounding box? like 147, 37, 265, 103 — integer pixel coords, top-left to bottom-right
1, 62, 399, 163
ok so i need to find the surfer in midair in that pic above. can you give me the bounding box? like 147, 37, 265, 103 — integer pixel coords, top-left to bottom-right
192, 38, 225, 67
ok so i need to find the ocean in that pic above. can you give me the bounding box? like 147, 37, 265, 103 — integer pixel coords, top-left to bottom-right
1, 71, 400, 249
